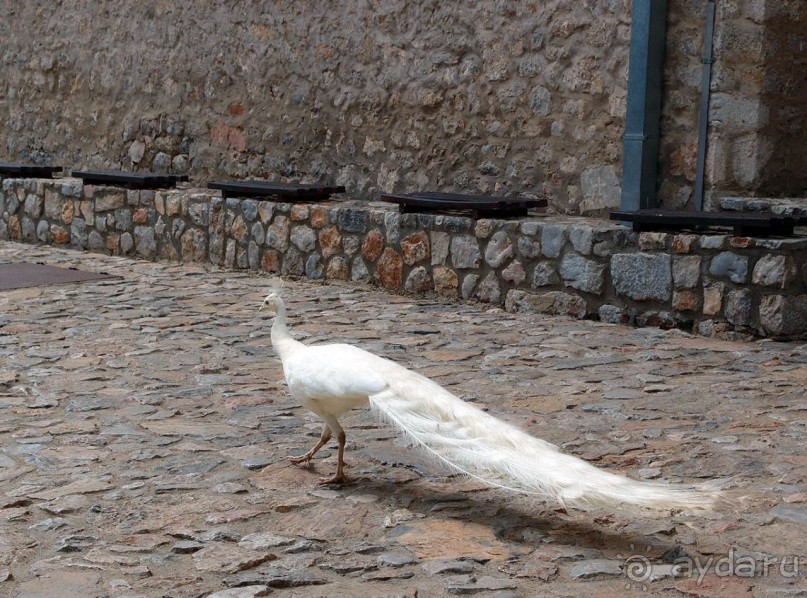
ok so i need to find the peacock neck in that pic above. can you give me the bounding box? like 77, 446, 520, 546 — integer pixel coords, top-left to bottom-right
270, 298, 302, 361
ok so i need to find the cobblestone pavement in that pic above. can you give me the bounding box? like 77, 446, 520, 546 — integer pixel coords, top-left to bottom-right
1, 241, 805, 598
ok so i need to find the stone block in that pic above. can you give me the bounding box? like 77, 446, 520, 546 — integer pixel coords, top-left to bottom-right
305, 253, 323, 279
289, 204, 309, 222
709, 252, 748, 283
671, 234, 697, 254
703, 283, 725, 316
673, 256, 701, 289
231, 216, 249, 243
673, 289, 701, 312
44, 189, 63, 219
265, 215, 290, 251
461, 274, 479, 300
240, 200, 258, 222
405, 266, 432, 293
261, 250, 281, 273
23, 193, 43, 218
611, 253, 672, 301
251, 222, 265, 246
351, 256, 371, 282
451, 235, 482, 269
248, 241, 261, 270
377, 248, 402, 289
760, 295, 807, 337
541, 225, 564, 258
505, 290, 586, 319
362, 229, 384, 262
485, 231, 514, 267
430, 231, 450, 266
326, 256, 349, 280
433, 267, 458, 296
580, 165, 621, 212
517, 236, 541, 259
290, 225, 316, 252
318, 226, 342, 259
532, 262, 559, 287
559, 255, 605, 294
724, 289, 753, 326
338, 209, 368, 233
699, 235, 727, 250
502, 260, 526, 286
638, 232, 668, 250
474, 219, 493, 239
752, 255, 796, 288
475, 272, 501, 304
181, 228, 208, 262
95, 191, 126, 212
134, 226, 156, 259
402, 231, 430, 266
569, 226, 593, 255
598, 304, 628, 325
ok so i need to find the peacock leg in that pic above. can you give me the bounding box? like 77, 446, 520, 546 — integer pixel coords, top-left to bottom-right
288, 423, 332, 465
317, 417, 348, 485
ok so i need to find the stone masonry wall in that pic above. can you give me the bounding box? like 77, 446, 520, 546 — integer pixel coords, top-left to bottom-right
0, 1, 796, 216
2, 178, 806, 339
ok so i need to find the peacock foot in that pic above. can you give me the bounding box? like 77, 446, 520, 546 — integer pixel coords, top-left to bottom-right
317, 472, 348, 485
287, 454, 313, 466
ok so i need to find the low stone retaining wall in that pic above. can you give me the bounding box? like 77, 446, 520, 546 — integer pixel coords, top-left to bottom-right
2, 177, 806, 339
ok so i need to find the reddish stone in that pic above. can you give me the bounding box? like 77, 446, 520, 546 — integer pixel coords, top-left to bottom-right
672, 234, 697, 254
50, 225, 69, 244
8, 215, 21, 240
729, 237, 754, 249
227, 103, 245, 116
362, 229, 384, 262
401, 231, 430, 266
673, 289, 701, 312
106, 233, 120, 254
180, 228, 208, 262
310, 207, 329, 228
230, 216, 248, 242
261, 250, 281, 273
318, 226, 342, 259
670, 140, 698, 181
326, 256, 349, 280
210, 124, 246, 152
290, 205, 310, 222
62, 201, 75, 225
433, 267, 458, 296
133, 207, 149, 224
376, 248, 402, 289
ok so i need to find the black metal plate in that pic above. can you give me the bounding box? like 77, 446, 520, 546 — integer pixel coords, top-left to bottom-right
610, 209, 798, 236
380, 192, 547, 217
71, 170, 189, 189
0, 162, 63, 178
208, 180, 345, 200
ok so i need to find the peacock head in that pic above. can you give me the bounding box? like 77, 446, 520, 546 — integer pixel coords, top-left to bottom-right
260, 292, 282, 314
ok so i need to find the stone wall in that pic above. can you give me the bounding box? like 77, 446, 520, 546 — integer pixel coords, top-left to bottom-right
699, 0, 807, 207
0, 1, 797, 216
2, 178, 806, 339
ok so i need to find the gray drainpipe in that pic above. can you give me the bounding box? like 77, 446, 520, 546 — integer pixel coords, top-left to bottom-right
620, 0, 668, 211
693, 0, 717, 210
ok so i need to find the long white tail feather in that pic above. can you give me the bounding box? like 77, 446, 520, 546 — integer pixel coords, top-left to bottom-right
265, 292, 727, 512
368, 363, 723, 511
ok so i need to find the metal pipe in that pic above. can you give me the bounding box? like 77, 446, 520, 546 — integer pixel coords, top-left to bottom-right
621, 0, 668, 211
693, 0, 717, 211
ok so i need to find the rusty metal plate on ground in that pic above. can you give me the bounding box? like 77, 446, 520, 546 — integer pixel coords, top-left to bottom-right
0, 263, 119, 291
